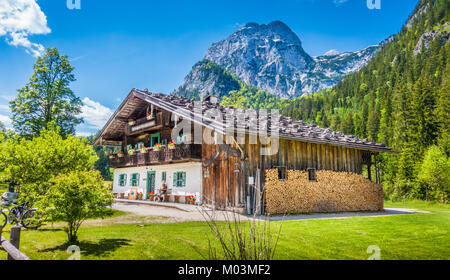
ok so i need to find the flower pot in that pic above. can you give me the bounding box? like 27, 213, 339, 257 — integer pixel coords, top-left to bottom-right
146, 115, 153, 120
168, 146, 175, 150
148, 196, 154, 201
190, 201, 195, 205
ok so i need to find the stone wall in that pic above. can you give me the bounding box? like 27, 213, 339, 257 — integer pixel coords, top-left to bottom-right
265, 169, 383, 215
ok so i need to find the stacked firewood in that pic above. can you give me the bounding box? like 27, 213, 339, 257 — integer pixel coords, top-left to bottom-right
265, 169, 383, 215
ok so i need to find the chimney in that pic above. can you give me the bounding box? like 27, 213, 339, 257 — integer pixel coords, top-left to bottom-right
204, 95, 218, 104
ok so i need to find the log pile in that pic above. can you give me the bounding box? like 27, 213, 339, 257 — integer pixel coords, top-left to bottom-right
265, 169, 383, 215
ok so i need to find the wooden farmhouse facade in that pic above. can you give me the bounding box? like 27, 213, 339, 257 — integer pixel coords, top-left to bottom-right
94, 89, 393, 214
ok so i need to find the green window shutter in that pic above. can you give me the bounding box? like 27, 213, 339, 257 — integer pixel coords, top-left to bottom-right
182, 172, 186, 187
173, 172, 177, 187
119, 174, 127, 186
131, 173, 139, 186
162, 172, 166, 182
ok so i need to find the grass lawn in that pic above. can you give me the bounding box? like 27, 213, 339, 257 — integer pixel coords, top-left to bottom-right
0, 201, 448, 260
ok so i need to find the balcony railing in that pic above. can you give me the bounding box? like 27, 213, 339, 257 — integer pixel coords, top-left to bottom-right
108, 144, 201, 168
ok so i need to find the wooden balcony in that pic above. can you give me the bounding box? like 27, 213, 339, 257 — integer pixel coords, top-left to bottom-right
108, 144, 202, 168
126, 112, 164, 136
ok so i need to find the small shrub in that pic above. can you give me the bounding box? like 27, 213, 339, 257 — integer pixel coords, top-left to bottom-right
39, 170, 114, 242
416, 146, 449, 202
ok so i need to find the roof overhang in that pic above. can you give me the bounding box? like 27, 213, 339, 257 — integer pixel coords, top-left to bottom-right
94, 89, 394, 153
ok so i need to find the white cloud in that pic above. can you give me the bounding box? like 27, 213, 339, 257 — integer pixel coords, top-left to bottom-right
79, 97, 113, 130
75, 131, 95, 138
0, 0, 51, 57
0, 104, 10, 112
0, 114, 12, 128
0, 95, 15, 101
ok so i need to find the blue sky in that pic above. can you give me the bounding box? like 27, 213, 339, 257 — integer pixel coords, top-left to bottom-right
0, 0, 419, 136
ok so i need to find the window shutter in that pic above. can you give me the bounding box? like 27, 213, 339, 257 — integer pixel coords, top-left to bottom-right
130, 173, 139, 186
182, 172, 186, 187
120, 174, 127, 186
173, 172, 177, 187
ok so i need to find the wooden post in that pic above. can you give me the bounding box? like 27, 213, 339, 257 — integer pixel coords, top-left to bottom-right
8, 226, 21, 261
255, 168, 261, 215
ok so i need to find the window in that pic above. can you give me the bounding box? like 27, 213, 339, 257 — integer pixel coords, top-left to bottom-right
177, 132, 184, 144
131, 173, 140, 186
278, 167, 287, 180
308, 168, 317, 182
161, 171, 166, 182
173, 172, 186, 188
119, 174, 127, 187
150, 133, 161, 147
137, 142, 145, 150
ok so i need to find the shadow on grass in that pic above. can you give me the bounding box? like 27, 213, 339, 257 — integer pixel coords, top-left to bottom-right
39, 238, 132, 257
32, 228, 64, 232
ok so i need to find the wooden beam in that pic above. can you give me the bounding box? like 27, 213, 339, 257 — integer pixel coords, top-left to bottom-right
0, 226, 30, 260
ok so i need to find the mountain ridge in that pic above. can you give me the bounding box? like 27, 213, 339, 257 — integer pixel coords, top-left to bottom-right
174, 20, 381, 99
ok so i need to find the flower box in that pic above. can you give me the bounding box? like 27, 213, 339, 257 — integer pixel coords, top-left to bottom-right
153, 143, 162, 152
168, 141, 176, 150
186, 195, 196, 205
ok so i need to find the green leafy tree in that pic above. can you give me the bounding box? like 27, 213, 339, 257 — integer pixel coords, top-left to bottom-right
10, 47, 83, 138
93, 145, 114, 181
416, 145, 449, 202
0, 127, 98, 202
41, 170, 114, 242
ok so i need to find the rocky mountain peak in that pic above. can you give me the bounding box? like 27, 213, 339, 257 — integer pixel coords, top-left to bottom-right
175, 21, 380, 99
323, 49, 340, 57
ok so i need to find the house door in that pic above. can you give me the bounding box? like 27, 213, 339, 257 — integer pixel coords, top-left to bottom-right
147, 171, 156, 194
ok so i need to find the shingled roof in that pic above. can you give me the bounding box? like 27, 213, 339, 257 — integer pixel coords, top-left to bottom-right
94, 89, 393, 153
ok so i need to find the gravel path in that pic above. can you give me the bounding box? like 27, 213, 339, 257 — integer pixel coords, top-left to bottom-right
111, 202, 427, 223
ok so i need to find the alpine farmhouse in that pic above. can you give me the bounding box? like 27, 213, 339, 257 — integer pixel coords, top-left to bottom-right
94, 89, 393, 214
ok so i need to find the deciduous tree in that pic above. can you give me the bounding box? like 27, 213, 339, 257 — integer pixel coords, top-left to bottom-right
10, 47, 82, 138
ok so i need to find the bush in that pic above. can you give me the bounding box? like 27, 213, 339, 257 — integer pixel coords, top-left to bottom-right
0, 128, 98, 202
40, 170, 114, 242
416, 146, 449, 202
384, 179, 416, 201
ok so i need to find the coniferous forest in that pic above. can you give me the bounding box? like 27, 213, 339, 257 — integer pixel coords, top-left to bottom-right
223, 0, 450, 201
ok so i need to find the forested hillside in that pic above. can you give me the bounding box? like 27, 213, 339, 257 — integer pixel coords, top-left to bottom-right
282, 0, 449, 201
222, 0, 449, 201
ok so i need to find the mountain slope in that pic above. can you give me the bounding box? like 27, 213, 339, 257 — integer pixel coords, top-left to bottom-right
173, 60, 241, 100
174, 21, 379, 99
